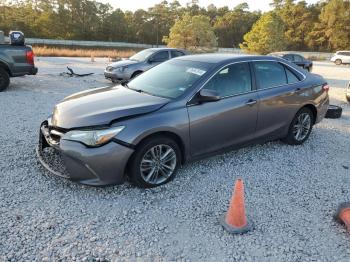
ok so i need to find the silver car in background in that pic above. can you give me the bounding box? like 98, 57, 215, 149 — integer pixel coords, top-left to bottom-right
104, 48, 188, 82
331, 51, 350, 65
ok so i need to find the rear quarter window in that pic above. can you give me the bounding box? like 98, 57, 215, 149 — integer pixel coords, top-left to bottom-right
285, 66, 301, 84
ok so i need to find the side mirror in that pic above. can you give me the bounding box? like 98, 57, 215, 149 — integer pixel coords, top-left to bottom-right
198, 89, 221, 103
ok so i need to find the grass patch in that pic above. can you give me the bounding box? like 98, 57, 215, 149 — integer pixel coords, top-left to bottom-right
33, 46, 137, 58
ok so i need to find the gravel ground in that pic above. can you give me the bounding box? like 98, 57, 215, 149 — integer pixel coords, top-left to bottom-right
0, 58, 350, 261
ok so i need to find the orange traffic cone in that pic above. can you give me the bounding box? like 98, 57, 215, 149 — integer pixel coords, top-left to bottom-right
220, 178, 253, 234
335, 202, 350, 232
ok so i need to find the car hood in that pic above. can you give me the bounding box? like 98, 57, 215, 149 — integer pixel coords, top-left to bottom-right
51, 86, 169, 129
108, 59, 140, 68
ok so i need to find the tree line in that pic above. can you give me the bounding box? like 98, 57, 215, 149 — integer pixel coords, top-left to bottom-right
0, 0, 349, 54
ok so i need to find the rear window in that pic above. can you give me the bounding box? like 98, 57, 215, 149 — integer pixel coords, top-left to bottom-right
253, 61, 287, 89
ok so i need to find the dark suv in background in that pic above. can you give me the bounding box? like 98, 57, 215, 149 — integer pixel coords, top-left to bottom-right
0, 31, 38, 91
270, 52, 313, 72
104, 48, 188, 82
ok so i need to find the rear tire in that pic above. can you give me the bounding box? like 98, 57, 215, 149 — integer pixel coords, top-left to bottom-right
128, 136, 181, 188
0, 68, 10, 92
282, 108, 314, 145
335, 59, 342, 65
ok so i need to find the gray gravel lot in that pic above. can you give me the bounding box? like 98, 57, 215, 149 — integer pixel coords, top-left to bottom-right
0, 58, 350, 261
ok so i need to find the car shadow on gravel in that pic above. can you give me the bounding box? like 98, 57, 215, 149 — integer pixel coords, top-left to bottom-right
33, 120, 349, 198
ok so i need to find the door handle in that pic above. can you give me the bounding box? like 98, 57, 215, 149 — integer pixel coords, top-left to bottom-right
246, 99, 257, 106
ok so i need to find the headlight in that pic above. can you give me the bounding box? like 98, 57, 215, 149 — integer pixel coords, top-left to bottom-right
117, 66, 127, 72
62, 126, 125, 147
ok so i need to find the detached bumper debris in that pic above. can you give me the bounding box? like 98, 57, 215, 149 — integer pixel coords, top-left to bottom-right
60, 66, 94, 77
325, 105, 342, 119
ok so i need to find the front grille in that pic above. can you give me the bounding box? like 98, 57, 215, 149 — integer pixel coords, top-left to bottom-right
41, 123, 66, 146
49, 128, 65, 145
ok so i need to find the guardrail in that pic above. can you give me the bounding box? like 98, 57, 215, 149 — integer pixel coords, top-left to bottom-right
4, 37, 165, 49
3, 37, 334, 60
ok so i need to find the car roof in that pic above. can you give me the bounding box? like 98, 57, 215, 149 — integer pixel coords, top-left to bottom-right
176, 53, 282, 64
269, 52, 303, 56
146, 47, 185, 51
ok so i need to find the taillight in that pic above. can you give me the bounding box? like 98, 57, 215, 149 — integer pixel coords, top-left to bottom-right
323, 84, 330, 93
26, 50, 34, 65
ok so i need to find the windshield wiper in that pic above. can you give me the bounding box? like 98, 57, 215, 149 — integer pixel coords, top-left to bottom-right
121, 81, 166, 97
121, 81, 143, 93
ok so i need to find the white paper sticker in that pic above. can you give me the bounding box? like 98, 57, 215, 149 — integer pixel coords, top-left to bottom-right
186, 68, 206, 76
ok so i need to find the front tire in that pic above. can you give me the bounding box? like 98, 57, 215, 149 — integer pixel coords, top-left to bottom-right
128, 136, 181, 188
335, 59, 342, 65
0, 68, 10, 92
131, 71, 142, 79
282, 108, 314, 145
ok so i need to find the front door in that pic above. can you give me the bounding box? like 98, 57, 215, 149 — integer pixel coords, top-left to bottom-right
187, 62, 258, 157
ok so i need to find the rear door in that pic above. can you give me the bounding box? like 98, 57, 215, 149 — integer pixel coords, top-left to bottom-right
187, 62, 258, 157
253, 61, 303, 138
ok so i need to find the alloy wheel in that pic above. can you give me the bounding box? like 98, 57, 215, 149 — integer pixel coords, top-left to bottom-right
293, 113, 311, 141
140, 144, 177, 185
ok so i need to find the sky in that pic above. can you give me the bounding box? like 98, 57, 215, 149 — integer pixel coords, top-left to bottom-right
99, 0, 320, 12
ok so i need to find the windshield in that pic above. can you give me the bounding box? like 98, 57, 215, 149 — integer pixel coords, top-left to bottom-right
129, 49, 155, 62
127, 59, 213, 99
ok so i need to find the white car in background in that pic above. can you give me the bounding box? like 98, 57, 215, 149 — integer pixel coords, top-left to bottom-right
331, 51, 350, 65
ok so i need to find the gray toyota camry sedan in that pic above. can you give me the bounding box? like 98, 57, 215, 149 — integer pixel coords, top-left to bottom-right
38, 54, 329, 188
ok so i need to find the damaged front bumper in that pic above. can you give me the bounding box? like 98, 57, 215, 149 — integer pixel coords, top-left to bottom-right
37, 121, 134, 186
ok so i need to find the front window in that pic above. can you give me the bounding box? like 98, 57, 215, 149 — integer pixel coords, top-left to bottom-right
129, 49, 155, 62
203, 62, 252, 97
293, 55, 304, 62
128, 60, 213, 99
283, 54, 294, 61
150, 51, 169, 63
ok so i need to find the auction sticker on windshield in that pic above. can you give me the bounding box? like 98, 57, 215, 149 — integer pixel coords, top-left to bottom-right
186, 68, 206, 76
